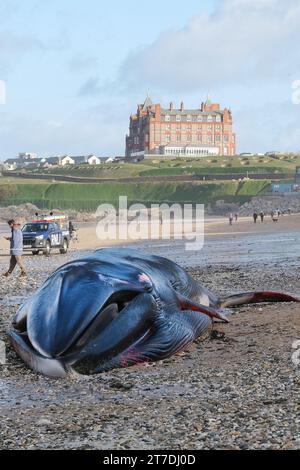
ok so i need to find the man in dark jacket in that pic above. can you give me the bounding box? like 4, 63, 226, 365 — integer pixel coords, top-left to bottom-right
2, 219, 27, 277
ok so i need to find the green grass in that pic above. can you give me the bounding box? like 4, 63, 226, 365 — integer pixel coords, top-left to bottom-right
23, 154, 299, 181
1, 180, 270, 211
30, 163, 152, 179
0, 177, 50, 185
139, 166, 284, 177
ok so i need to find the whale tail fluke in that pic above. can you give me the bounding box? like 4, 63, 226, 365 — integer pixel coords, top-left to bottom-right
221, 291, 300, 308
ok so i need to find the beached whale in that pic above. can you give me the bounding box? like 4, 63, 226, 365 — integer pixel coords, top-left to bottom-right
9, 248, 300, 378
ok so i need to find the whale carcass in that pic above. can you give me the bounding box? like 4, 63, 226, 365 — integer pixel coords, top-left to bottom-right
9, 248, 300, 378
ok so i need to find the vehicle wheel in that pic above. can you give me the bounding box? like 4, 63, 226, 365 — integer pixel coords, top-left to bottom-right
32, 250, 39, 255
43, 241, 51, 256
59, 239, 68, 254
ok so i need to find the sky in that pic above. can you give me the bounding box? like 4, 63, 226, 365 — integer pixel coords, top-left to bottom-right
0, 0, 300, 159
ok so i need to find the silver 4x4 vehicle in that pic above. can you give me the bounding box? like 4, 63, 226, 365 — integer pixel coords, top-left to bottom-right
22, 221, 70, 256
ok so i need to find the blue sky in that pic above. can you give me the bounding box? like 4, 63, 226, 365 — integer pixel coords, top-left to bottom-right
0, 0, 300, 158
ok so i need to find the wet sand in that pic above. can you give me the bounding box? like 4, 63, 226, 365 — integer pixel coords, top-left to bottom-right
1, 213, 299, 255
0, 215, 299, 449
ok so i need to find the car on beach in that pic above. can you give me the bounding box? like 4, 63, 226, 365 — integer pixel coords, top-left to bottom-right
22, 215, 70, 256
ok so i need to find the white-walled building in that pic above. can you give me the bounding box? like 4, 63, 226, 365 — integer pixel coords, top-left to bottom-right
3, 153, 105, 170
87, 154, 101, 165
18, 152, 38, 160
159, 144, 220, 157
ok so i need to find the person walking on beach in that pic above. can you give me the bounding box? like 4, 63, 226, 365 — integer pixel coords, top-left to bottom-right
235, 213, 238, 222
229, 213, 234, 225
2, 219, 27, 278
272, 210, 279, 222
69, 220, 79, 243
260, 211, 264, 223
159, 211, 163, 226
253, 211, 258, 224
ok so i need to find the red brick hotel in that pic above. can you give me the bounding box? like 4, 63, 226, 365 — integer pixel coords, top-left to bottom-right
126, 97, 236, 158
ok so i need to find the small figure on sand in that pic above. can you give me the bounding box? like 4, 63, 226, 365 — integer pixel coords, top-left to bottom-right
69, 220, 79, 242
260, 211, 264, 223
159, 211, 163, 226
2, 219, 27, 278
272, 210, 279, 222
229, 213, 234, 225
235, 213, 238, 222
253, 212, 258, 224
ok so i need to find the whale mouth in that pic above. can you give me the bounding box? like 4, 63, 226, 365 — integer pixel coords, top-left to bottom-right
62, 290, 151, 359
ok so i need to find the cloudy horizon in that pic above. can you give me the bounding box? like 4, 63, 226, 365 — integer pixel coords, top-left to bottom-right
0, 0, 300, 159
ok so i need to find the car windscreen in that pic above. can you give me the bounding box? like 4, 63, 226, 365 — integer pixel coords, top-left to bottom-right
22, 223, 49, 232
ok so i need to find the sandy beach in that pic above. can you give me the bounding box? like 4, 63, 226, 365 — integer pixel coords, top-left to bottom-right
0, 213, 299, 449
1, 212, 299, 255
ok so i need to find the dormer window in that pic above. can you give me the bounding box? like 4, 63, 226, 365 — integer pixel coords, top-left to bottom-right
176, 115, 181, 122
187, 115, 192, 122
197, 115, 203, 122
165, 115, 171, 122
207, 115, 213, 122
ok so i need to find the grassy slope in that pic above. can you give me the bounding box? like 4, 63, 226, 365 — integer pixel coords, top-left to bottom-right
27, 154, 300, 179
1, 180, 270, 210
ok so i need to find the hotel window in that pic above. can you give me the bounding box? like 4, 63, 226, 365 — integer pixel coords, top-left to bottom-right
215, 135, 221, 142
216, 115, 221, 122
187, 134, 192, 141
207, 135, 212, 142
216, 125, 221, 131
165, 115, 171, 122
166, 135, 171, 142
197, 125, 202, 130
197, 115, 203, 122
187, 124, 192, 130
197, 135, 202, 141
207, 115, 213, 122
176, 134, 181, 141
224, 147, 228, 155
166, 124, 171, 130
224, 135, 229, 142
176, 124, 181, 130
207, 125, 212, 131
192, 116, 197, 122
187, 115, 192, 121
176, 115, 181, 122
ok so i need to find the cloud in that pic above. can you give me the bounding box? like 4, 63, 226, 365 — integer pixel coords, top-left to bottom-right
119, 0, 300, 92
0, 31, 45, 75
0, 31, 44, 54
235, 99, 300, 153
78, 77, 102, 96
0, 102, 129, 158
69, 56, 99, 72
